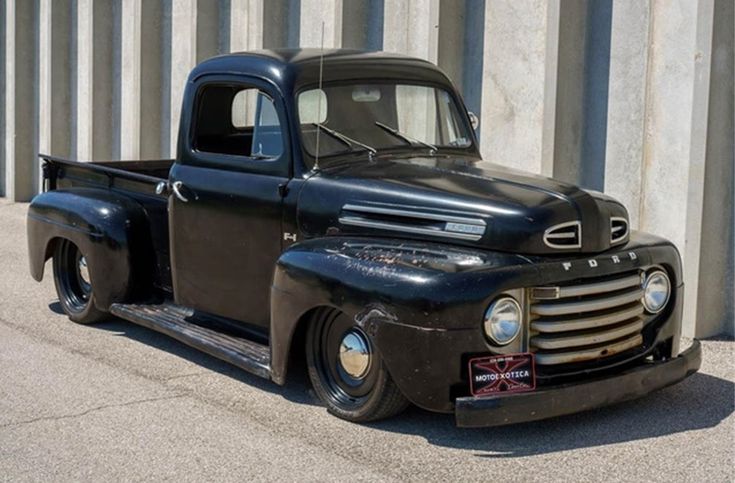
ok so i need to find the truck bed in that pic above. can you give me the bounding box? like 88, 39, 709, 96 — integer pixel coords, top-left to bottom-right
40, 154, 174, 293
41, 155, 173, 191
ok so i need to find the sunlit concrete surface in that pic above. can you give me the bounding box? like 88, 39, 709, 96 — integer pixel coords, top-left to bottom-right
0, 200, 733, 482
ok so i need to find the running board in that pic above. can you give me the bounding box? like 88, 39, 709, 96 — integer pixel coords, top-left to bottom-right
109, 303, 271, 379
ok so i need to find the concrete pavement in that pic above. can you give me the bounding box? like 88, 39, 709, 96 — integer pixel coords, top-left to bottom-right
0, 200, 733, 482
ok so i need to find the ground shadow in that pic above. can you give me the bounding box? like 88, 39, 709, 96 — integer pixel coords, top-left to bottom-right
367, 365, 733, 457
89, 315, 317, 407
81, 309, 732, 457
48, 301, 65, 315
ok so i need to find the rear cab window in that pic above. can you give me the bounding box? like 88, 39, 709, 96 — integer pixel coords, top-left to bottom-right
194, 85, 284, 160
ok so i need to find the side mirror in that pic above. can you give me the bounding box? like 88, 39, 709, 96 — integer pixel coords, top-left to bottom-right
468, 111, 479, 131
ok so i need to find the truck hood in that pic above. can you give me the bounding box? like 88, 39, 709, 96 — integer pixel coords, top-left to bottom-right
297, 156, 630, 255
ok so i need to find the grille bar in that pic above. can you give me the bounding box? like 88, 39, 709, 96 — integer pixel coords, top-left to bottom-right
534, 334, 643, 366
531, 318, 644, 349
531, 287, 643, 316
531, 303, 644, 333
532, 273, 642, 300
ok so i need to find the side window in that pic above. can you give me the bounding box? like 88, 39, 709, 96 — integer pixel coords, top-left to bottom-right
195, 84, 284, 159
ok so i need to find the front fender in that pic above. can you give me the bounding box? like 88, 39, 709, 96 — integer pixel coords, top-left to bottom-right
268, 237, 531, 386
27, 188, 155, 310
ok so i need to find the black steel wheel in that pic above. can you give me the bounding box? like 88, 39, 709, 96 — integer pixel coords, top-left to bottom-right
52, 239, 106, 324
306, 308, 409, 422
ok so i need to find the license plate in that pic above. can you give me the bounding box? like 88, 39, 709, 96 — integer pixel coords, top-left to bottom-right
468, 353, 536, 397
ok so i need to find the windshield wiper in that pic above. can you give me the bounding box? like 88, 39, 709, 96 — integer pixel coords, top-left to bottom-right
312, 123, 377, 160
374, 121, 437, 155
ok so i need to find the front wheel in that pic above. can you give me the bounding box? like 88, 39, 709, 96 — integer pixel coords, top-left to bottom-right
306, 308, 409, 422
52, 239, 106, 324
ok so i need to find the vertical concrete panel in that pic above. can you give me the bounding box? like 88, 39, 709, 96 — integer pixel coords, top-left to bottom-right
552, 0, 586, 184
169, 0, 197, 155
342, 0, 383, 50
263, 0, 300, 48
111, 0, 122, 159
75, 0, 93, 160
579, 0, 612, 191
229, 0, 264, 52
50, 0, 72, 159
4, 0, 37, 201
437, 0, 487, 128
197, 0, 220, 62
37, 0, 51, 166
140, 0, 163, 158
160, 0, 172, 157
552, 0, 613, 191
480, 0, 558, 175
0, 0, 6, 196
696, 0, 733, 337
300, 0, 342, 48
603, 0, 650, 228
642, 0, 714, 337
460, 0, 485, 120
92, 0, 115, 160
120, 0, 141, 159
437, 0, 466, 91
38, 0, 71, 190
383, 0, 439, 62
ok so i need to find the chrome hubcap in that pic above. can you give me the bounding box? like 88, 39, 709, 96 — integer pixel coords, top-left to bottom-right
78, 256, 91, 288
338, 330, 372, 380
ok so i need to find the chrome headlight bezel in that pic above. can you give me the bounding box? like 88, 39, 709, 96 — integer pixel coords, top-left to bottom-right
642, 269, 671, 314
483, 296, 523, 346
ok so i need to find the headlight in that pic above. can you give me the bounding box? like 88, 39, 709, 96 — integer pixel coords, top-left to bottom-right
483, 297, 522, 345
642, 270, 671, 314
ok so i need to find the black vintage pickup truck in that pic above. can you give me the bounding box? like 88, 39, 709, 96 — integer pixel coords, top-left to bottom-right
28, 49, 701, 427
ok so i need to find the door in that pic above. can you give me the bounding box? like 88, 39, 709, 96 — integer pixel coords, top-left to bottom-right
168, 79, 290, 329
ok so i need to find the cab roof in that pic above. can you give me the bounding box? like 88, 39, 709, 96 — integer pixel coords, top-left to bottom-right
188, 49, 454, 92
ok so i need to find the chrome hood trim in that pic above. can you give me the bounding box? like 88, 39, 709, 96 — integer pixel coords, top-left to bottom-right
339, 203, 487, 241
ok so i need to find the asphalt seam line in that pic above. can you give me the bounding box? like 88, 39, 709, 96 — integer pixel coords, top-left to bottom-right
0, 394, 187, 430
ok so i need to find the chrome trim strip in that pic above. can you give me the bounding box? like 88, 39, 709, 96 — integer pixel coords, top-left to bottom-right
338, 216, 484, 241
342, 203, 487, 226
531, 304, 644, 333
531, 318, 644, 349
530, 287, 644, 316
339, 203, 487, 241
532, 273, 643, 300
543, 221, 582, 249
534, 334, 643, 365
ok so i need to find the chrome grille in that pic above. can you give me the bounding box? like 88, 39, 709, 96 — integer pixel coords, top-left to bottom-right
543, 221, 581, 249
529, 271, 647, 365
611, 217, 629, 244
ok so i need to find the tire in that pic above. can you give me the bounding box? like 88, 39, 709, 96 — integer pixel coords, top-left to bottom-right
306, 308, 409, 422
52, 239, 107, 324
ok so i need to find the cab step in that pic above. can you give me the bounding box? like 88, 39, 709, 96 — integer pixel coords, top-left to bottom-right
109, 303, 271, 379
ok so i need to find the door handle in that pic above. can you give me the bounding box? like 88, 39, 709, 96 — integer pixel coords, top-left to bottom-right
171, 181, 189, 202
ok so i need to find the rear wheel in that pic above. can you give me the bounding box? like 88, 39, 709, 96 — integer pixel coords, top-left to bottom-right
52, 240, 106, 324
306, 308, 409, 422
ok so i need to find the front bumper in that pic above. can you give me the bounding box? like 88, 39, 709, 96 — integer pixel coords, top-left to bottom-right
455, 339, 702, 428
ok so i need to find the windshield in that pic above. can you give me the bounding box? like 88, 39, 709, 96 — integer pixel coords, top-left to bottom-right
297, 83, 473, 160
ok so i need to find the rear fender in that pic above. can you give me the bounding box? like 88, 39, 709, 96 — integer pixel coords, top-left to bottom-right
27, 188, 155, 310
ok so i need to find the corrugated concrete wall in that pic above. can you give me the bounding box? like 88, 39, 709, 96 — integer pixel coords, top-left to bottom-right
1, 0, 732, 337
